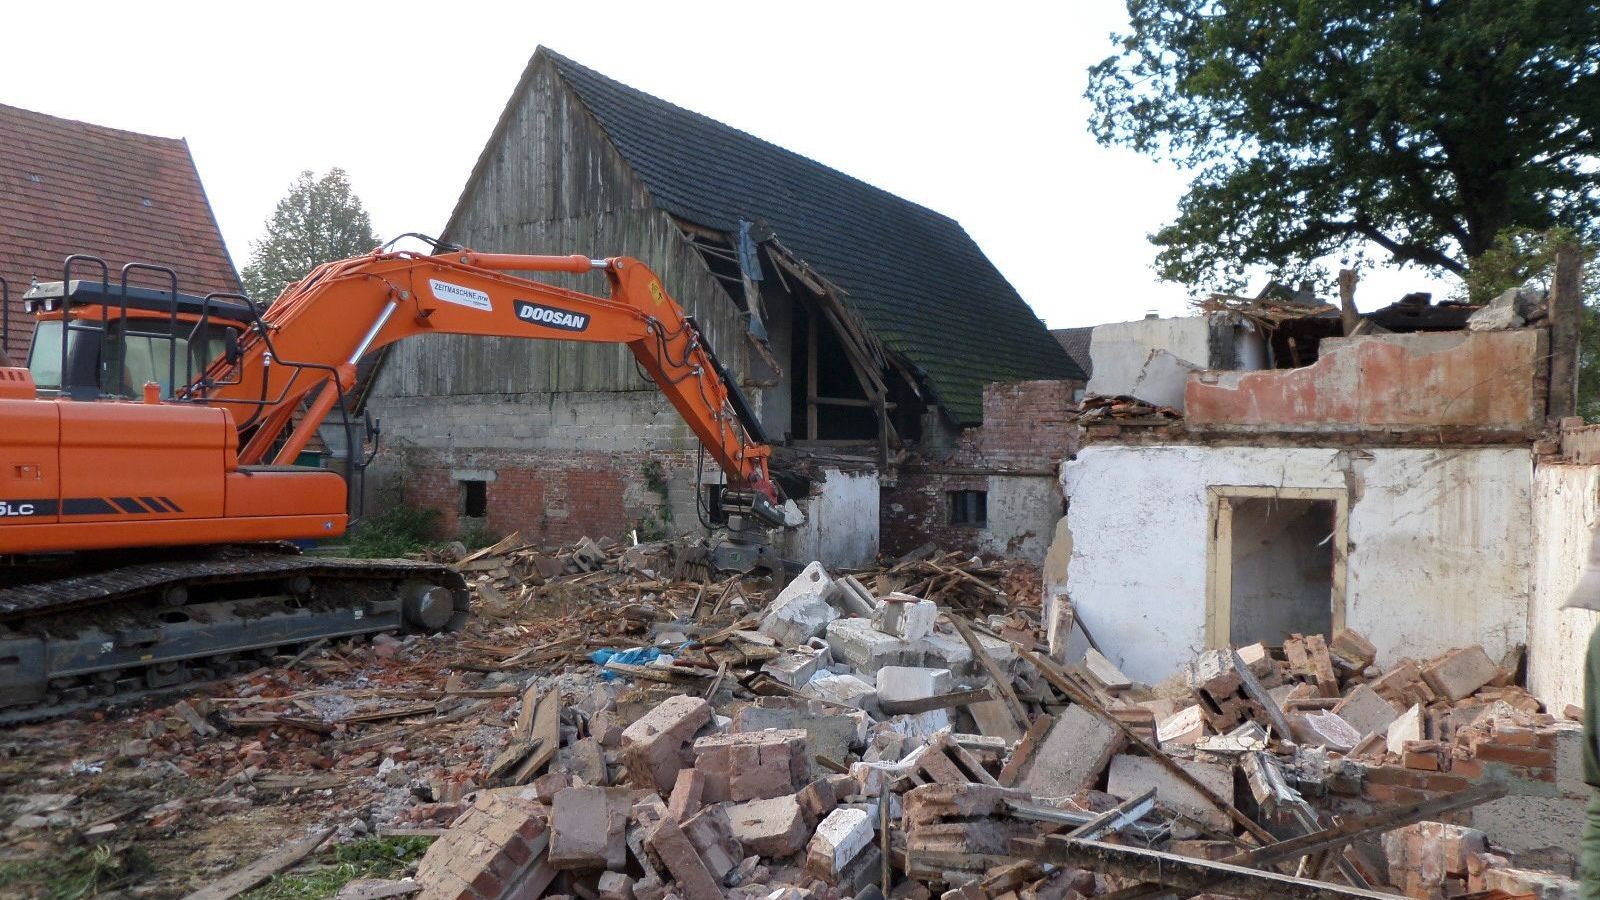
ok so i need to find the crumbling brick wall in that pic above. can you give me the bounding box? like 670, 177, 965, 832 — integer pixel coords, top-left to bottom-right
391, 447, 696, 546
881, 380, 1078, 561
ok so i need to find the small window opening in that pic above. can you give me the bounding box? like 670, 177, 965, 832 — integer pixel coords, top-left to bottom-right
948, 490, 987, 527
461, 480, 487, 518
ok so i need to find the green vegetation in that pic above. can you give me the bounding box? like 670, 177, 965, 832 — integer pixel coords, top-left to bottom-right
456, 521, 501, 552
241, 168, 380, 302
346, 503, 441, 558
1088, 0, 1600, 293
0, 844, 154, 899
241, 836, 433, 900
635, 458, 673, 541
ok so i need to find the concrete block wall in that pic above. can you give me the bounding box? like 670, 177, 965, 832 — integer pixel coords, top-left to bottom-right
367, 388, 712, 544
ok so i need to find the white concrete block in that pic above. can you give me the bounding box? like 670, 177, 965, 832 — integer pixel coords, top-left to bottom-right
875, 667, 953, 703
804, 673, 878, 711
1386, 703, 1424, 756
807, 807, 874, 877
759, 561, 840, 647
826, 617, 921, 674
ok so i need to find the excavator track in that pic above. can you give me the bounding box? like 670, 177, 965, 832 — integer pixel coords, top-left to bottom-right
0, 548, 469, 725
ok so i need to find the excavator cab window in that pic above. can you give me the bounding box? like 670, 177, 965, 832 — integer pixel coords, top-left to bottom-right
99, 317, 239, 399
27, 316, 239, 399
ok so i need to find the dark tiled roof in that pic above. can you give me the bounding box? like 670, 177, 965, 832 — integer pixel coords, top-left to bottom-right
0, 103, 240, 360
1051, 326, 1095, 378
539, 50, 1082, 424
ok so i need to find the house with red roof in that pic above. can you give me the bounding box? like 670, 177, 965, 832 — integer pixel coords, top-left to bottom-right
0, 103, 240, 362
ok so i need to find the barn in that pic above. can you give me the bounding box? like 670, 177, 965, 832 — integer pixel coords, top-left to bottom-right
365, 48, 1081, 561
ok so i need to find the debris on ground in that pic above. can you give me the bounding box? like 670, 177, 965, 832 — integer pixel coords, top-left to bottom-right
0, 534, 1583, 899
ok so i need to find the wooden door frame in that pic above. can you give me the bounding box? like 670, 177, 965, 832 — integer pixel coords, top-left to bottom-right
1205, 485, 1348, 649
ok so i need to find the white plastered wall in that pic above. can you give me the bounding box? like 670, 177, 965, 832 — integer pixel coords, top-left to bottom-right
1529, 463, 1600, 711
1056, 444, 1534, 682
779, 467, 880, 569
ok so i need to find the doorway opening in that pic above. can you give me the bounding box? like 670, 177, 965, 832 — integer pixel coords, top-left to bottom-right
1207, 487, 1346, 648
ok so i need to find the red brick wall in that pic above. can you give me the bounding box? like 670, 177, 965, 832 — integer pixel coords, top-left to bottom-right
880, 380, 1078, 558
393, 448, 692, 546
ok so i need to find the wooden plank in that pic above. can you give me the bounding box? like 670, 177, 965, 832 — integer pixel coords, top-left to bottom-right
1020, 837, 1396, 900
1231, 648, 1294, 740
1338, 268, 1359, 337
181, 825, 333, 900
878, 687, 995, 716
510, 687, 563, 784
1549, 242, 1583, 419
487, 682, 540, 780
948, 613, 1030, 732
1063, 788, 1156, 841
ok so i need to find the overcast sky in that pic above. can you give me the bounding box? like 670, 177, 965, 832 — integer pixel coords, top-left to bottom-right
2, 1, 1454, 327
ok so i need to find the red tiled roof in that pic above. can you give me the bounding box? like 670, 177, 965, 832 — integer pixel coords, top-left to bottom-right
0, 103, 240, 359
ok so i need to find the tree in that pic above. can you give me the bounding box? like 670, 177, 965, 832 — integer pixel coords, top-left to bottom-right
1087, 1, 1600, 292
241, 168, 379, 301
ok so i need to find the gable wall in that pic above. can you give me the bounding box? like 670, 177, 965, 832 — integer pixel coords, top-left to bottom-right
365, 55, 762, 544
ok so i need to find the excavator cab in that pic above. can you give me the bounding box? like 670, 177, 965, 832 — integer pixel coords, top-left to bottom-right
22, 279, 252, 400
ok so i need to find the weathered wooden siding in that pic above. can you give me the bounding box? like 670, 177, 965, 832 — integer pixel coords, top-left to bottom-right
371, 53, 745, 414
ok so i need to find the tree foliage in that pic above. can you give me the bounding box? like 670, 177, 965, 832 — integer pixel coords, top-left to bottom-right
241, 168, 379, 302
1088, 0, 1600, 292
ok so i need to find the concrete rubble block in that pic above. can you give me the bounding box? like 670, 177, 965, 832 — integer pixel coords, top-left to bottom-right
414, 789, 550, 900
1084, 648, 1132, 691
731, 703, 859, 763
548, 785, 629, 871
915, 631, 974, 676
1421, 645, 1499, 702
803, 672, 879, 712
760, 650, 822, 688
1481, 866, 1580, 900
796, 777, 838, 828
1333, 683, 1402, 737
1330, 628, 1378, 669
1387, 703, 1425, 756
597, 870, 636, 900
621, 694, 713, 794
681, 803, 744, 882
825, 617, 921, 675
1015, 704, 1126, 798
806, 806, 875, 881
757, 561, 842, 647
645, 816, 725, 900
691, 729, 811, 803
563, 736, 608, 786
726, 795, 809, 858
1288, 710, 1362, 752
875, 666, 954, 703
1382, 820, 1488, 885
869, 595, 938, 642
667, 768, 704, 822
1107, 753, 1233, 832
1157, 705, 1208, 747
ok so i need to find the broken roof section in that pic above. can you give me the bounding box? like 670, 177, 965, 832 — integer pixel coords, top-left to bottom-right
522, 49, 1083, 424
0, 102, 241, 359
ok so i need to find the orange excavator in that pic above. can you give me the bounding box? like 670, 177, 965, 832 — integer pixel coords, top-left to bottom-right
0, 240, 789, 720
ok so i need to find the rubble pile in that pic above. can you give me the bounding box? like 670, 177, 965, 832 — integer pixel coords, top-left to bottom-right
388, 554, 1585, 899
0, 537, 1585, 898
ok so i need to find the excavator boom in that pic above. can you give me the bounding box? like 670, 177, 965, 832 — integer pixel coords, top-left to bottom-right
195, 248, 783, 523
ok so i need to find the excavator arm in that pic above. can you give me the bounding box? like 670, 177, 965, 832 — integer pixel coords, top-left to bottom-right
189, 248, 786, 524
